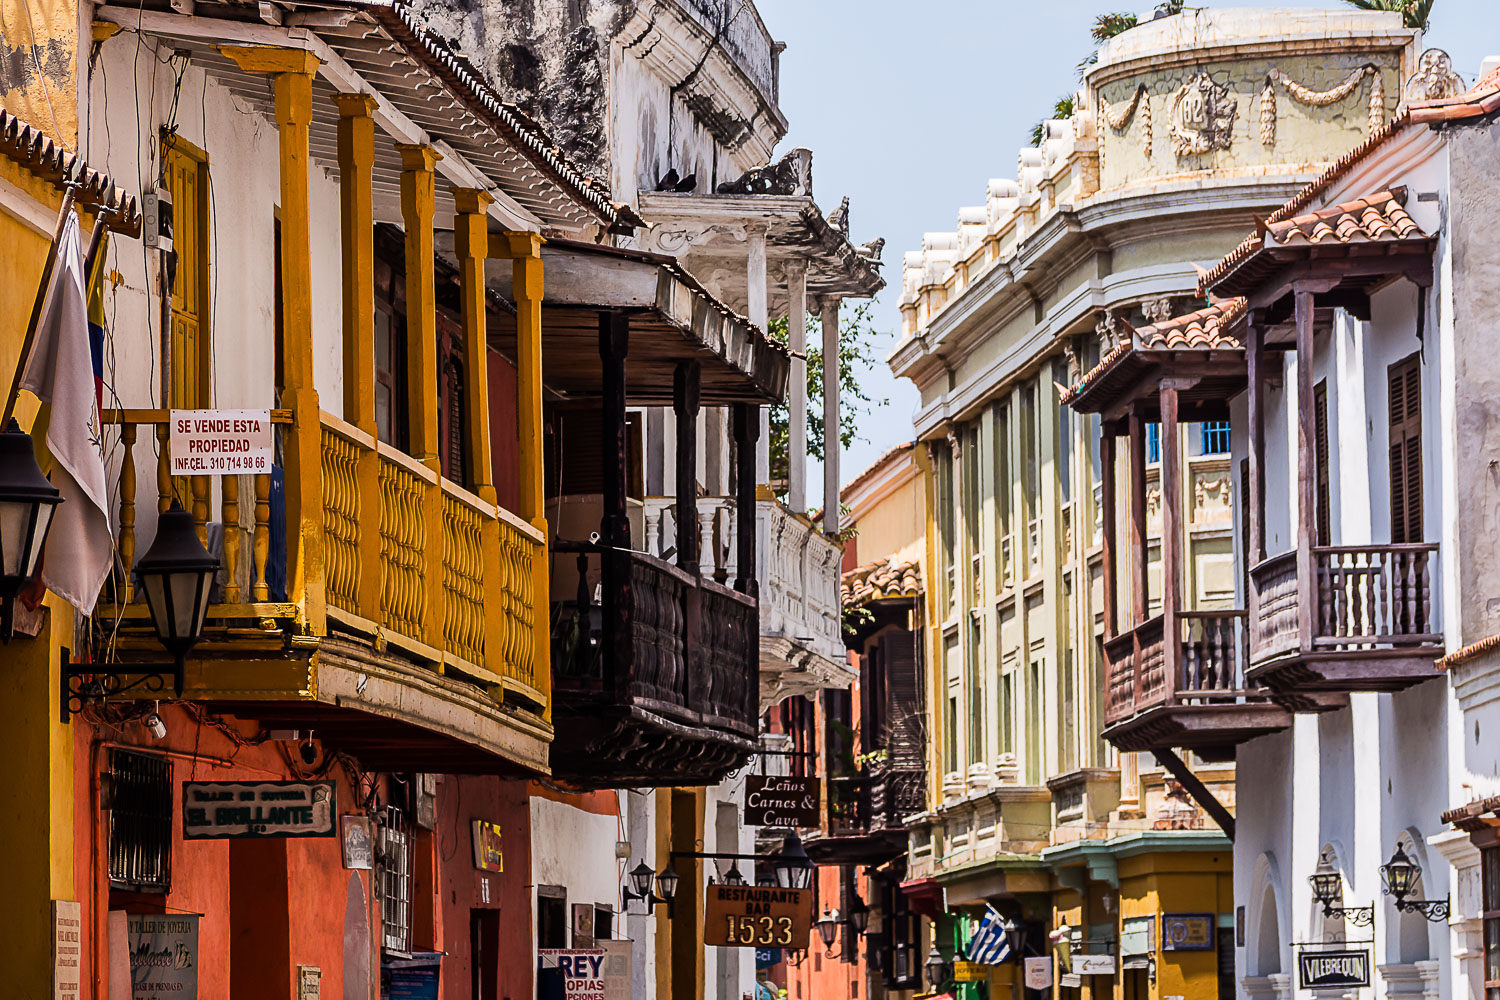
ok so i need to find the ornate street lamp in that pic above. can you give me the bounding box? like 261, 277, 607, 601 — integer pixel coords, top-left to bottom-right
135, 501, 219, 695
1003, 915, 1026, 961
623, 859, 677, 914
816, 906, 842, 954
722, 862, 746, 887
1308, 852, 1373, 926
846, 893, 870, 935
0, 419, 60, 640
1380, 844, 1449, 921
655, 865, 680, 903
774, 831, 814, 890
925, 944, 950, 988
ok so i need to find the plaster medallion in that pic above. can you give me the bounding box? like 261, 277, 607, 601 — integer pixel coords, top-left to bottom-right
1169, 72, 1238, 158
1405, 48, 1466, 103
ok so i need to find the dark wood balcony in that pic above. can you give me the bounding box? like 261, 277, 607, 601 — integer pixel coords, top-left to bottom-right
550, 544, 758, 788
806, 761, 925, 866
1248, 544, 1441, 694
1103, 609, 1291, 756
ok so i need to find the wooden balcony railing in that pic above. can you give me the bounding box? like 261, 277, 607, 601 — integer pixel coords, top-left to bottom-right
1104, 610, 1252, 725
1250, 544, 1439, 666
825, 761, 926, 839
551, 546, 758, 739
101, 409, 547, 709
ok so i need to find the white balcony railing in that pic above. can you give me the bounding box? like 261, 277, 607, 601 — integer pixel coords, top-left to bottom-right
642, 496, 848, 706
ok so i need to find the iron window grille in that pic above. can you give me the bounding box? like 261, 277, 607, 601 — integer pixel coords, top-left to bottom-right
380, 815, 413, 954
107, 748, 173, 892
1201, 421, 1231, 455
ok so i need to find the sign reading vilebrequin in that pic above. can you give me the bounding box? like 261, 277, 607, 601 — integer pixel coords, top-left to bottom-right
168, 409, 273, 475
1298, 949, 1370, 990
703, 886, 814, 948
182, 781, 336, 839
743, 775, 819, 828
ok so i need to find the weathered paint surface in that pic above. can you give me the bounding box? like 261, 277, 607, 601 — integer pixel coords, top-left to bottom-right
0, 0, 77, 142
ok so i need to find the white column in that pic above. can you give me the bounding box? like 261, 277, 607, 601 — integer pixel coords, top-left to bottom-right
787, 259, 808, 512
820, 296, 841, 534
747, 224, 770, 486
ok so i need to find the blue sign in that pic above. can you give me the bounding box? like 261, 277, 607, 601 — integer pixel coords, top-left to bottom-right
382, 952, 442, 1000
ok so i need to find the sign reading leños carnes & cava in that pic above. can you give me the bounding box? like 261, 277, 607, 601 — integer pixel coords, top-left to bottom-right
182, 781, 336, 838
743, 775, 819, 828
703, 886, 813, 948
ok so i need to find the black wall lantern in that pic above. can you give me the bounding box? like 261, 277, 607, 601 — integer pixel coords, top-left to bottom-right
0, 419, 60, 640
623, 859, 678, 914
61, 500, 220, 720
816, 906, 841, 955
1308, 852, 1373, 926
774, 831, 814, 890
1380, 844, 1449, 922
1003, 914, 1026, 960
925, 944, 951, 988
846, 893, 870, 935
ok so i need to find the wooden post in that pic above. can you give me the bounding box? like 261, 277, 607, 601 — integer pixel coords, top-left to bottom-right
1160, 385, 1182, 700
1246, 321, 1266, 567
600, 310, 631, 703
674, 361, 701, 570
451, 188, 495, 501
1127, 411, 1148, 623
1295, 289, 1316, 651
820, 296, 841, 535
1100, 429, 1118, 639
395, 143, 441, 472
748, 224, 770, 486
220, 46, 324, 633
495, 231, 549, 713
786, 260, 808, 511
733, 403, 759, 598
332, 93, 382, 621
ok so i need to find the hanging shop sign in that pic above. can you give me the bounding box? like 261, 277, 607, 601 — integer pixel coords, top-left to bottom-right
472, 819, 503, 872
341, 815, 374, 870
1072, 953, 1118, 975
537, 948, 630, 1000
744, 776, 820, 828
127, 913, 199, 1000
1023, 957, 1053, 990
1161, 913, 1215, 951
953, 961, 988, 982
704, 885, 814, 948
1298, 950, 1370, 990
168, 409, 273, 475
182, 781, 336, 839
382, 952, 442, 1000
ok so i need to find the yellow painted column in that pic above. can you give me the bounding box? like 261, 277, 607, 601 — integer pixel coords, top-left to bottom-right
396, 143, 441, 472
452, 188, 505, 686
493, 231, 550, 714
333, 93, 382, 623
220, 46, 325, 634
0, 601, 75, 999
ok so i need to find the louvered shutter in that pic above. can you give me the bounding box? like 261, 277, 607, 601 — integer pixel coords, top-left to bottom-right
1314, 382, 1331, 546
1388, 355, 1423, 544
882, 629, 925, 771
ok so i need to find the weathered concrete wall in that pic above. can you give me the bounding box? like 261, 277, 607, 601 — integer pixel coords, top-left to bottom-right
1450, 119, 1500, 645
0, 0, 78, 143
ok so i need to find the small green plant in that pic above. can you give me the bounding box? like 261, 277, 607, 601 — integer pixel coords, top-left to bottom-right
1338, 0, 1434, 30
1031, 95, 1078, 147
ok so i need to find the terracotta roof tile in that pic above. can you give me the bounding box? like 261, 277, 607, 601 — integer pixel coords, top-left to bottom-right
1063, 299, 1246, 405
842, 556, 923, 607
1267, 189, 1424, 247
0, 109, 140, 236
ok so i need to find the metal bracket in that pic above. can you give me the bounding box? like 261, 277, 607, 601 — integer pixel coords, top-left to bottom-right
1320, 904, 1374, 927
1394, 897, 1450, 922
59, 646, 181, 723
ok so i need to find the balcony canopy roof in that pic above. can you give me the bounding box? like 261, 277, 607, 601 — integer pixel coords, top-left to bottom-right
478, 238, 791, 405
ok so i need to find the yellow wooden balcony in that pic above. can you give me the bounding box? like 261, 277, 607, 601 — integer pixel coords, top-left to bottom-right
90, 407, 550, 774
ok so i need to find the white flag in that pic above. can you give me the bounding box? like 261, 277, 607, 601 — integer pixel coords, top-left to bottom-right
20, 211, 113, 613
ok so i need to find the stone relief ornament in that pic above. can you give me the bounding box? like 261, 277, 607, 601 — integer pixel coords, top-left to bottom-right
715, 146, 813, 196
1169, 72, 1237, 158
1405, 48, 1466, 103
1142, 296, 1174, 325
1101, 83, 1153, 155
1260, 65, 1386, 146
1095, 310, 1120, 352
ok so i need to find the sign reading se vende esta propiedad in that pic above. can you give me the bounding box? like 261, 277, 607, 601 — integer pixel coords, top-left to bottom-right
703, 886, 813, 948
743, 775, 819, 828
182, 781, 336, 839
168, 409, 273, 475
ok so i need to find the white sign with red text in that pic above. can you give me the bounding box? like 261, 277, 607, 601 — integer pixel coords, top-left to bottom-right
169, 409, 273, 475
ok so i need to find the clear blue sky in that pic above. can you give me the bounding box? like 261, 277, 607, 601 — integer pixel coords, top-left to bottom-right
755, 0, 1496, 509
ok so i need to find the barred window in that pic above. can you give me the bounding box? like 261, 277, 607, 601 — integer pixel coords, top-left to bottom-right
380, 820, 412, 954
1201, 421, 1231, 455
107, 749, 172, 892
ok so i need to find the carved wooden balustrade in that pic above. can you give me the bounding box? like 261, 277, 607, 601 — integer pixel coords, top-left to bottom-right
99, 409, 547, 711
809, 759, 926, 866
1248, 543, 1440, 692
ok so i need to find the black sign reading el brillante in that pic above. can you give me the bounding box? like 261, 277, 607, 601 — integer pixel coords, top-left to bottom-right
182, 781, 337, 839
1298, 949, 1371, 990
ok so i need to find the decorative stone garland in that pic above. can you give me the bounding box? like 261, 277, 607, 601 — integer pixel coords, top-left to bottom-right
1259, 65, 1385, 146
1101, 83, 1152, 155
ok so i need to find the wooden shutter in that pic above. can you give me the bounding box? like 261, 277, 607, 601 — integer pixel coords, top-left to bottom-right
882, 629, 925, 771
1314, 381, 1330, 546
1388, 355, 1423, 544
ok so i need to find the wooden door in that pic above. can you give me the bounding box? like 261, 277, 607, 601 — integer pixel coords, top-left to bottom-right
164, 137, 210, 410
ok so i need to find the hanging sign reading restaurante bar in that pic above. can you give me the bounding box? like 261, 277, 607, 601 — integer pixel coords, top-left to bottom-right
182, 781, 336, 839
168, 409, 273, 475
703, 886, 814, 948
743, 775, 820, 828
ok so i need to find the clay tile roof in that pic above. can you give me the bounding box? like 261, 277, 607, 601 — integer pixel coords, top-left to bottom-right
1062, 298, 1246, 406
1409, 63, 1500, 124
1266, 188, 1424, 247
842, 556, 923, 607
1441, 795, 1500, 832
0, 109, 141, 237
